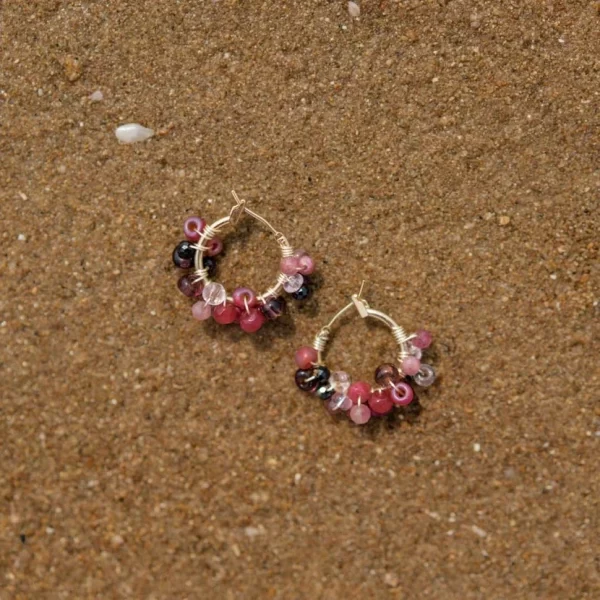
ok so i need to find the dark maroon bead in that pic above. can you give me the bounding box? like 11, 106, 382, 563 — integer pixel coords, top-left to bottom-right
177, 274, 202, 298
261, 296, 286, 320
375, 363, 401, 387
203, 256, 217, 277
295, 369, 318, 392
173, 241, 196, 269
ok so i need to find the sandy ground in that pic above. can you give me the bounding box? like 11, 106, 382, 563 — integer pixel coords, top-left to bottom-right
1, 1, 599, 598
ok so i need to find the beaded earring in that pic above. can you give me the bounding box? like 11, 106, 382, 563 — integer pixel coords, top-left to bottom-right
172, 192, 315, 333
294, 283, 436, 425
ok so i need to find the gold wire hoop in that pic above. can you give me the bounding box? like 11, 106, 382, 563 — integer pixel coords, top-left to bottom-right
192, 191, 295, 303
312, 282, 415, 373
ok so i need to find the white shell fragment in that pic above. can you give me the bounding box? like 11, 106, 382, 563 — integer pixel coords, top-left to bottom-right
115, 123, 154, 144
348, 1, 360, 17
89, 90, 104, 102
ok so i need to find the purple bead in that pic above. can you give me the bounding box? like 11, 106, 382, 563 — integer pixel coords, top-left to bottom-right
391, 382, 414, 406
261, 296, 286, 320
295, 369, 318, 392
183, 216, 206, 242
177, 274, 202, 298
374, 363, 400, 387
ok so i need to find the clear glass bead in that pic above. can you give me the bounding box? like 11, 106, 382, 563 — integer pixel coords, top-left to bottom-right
330, 371, 351, 394
202, 282, 227, 306
407, 342, 422, 360
327, 392, 352, 413
283, 273, 304, 293
414, 364, 436, 387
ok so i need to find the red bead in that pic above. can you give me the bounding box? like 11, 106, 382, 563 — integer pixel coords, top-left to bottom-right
369, 389, 394, 416
347, 381, 372, 405
233, 287, 258, 310
239, 308, 266, 333
294, 346, 318, 369
212, 302, 240, 325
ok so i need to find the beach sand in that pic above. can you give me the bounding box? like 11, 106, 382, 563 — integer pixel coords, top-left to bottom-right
1, 1, 599, 597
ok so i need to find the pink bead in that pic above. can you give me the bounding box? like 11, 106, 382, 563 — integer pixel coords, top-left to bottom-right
349, 404, 372, 425
212, 302, 240, 325
369, 389, 394, 416
191, 300, 212, 321
412, 329, 433, 349
295, 346, 318, 369
232, 287, 258, 311
391, 382, 414, 406
239, 308, 266, 333
293, 249, 307, 258
402, 356, 421, 376
183, 216, 206, 242
206, 237, 223, 257
347, 381, 372, 405
280, 256, 300, 275
297, 254, 315, 275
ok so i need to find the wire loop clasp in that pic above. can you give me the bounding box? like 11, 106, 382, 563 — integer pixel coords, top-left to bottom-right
351, 294, 369, 318
229, 190, 246, 226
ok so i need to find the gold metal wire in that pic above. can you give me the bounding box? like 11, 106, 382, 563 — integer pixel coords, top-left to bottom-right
193, 191, 296, 303
311, 283, 411, 372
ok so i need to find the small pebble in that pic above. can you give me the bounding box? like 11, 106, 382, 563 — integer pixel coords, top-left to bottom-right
89, 90, 104, 102
471, 525, 487, 538
499, 215, 511, 226
348, 2, 360, 17
474, 443, 481, 452
17, 234, 26, 242
63, 55, 83, 82
384, 573, 400, 588
115, 123, 154, 144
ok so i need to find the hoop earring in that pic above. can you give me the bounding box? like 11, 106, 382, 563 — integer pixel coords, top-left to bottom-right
172, 191, 315, 333
294, 283, 436, 425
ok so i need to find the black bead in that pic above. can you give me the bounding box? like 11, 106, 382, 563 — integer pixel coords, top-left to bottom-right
316, 385, 335, 400
203, 256, 217, 277
313, 365, 330, 384
291, 284, 311, 301
295, 368, 318, 393
173, 241, 196, 269
261, 296, 286, 320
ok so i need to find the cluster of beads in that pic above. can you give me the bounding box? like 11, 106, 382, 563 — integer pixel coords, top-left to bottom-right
173, 215, 314, 333
280, 249, 315, 301
293, 330, 435, 425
